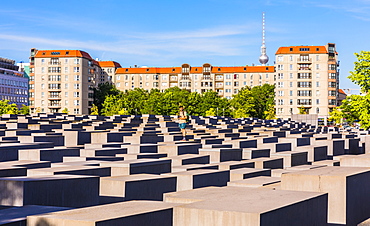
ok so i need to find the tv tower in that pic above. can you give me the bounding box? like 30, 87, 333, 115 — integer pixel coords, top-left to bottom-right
259, 12, 269, 65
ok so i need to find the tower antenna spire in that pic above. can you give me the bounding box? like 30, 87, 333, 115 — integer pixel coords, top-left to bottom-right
259, 12, 269, 66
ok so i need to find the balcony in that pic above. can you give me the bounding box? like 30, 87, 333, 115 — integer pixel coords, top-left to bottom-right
170, 76, 178, 81
215, 76, 224, 81
215, 83, 223, 88
180, 76, 190, 80
297, 58, 312, 64
49, 61, 61, 65
48, 104, 61, 108
298, 67, 311, 71
201, 77, 212, 81
48, 95, 61, 100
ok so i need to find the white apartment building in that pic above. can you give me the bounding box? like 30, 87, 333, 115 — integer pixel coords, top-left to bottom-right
275, 43, 339, 124
29, 49, 116, 114
114, 64, 275, 99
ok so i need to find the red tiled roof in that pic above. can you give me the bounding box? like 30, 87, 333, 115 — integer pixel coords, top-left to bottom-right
34, 50, 94, 60
98, 61, 122, 68
276, 46, 328, 55
116, 66, 274, 74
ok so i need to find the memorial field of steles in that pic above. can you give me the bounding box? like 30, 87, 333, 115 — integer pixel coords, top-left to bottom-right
0, 113, 369, 225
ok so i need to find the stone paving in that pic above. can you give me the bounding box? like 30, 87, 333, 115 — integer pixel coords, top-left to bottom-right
0, 113, 369, 225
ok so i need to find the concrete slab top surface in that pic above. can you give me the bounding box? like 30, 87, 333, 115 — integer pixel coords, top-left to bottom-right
230, 168, 270, 174
229, 176, 281, 185
168, 169, 226, 176
165, 186, 325, 213
283, 166, 370, 176
31, 201, 178, 221
101, 174, 176, 182
0, 174, 98, 181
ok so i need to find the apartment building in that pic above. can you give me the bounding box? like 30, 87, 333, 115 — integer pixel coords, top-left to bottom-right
275, 43, 339, 123
29, 49, 112, 114
98, 61, 121, 84
0, 57, 28, 108
114, 64, 275, 99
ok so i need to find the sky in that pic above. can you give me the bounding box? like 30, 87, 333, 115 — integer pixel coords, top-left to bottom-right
1, 0, 369, 92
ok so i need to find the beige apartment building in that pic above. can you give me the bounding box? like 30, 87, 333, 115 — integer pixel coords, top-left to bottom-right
274, 43, 339, 123
29, 43, 339, 119
114, 64, 275, 99
29, 49, 118, 114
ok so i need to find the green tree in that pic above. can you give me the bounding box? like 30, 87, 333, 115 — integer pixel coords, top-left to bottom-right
93, 82, 120, 114
337, 51, 370, 129
90, 104, 99, 115
205, 108, 217, 116
62, 108, 69, 114
328, 107, 344, 125
233, 108, 248, 118
298, 106, 307, 114
19, 105, 29, 115
231, 84, 275, 119
0, 100, 19, 115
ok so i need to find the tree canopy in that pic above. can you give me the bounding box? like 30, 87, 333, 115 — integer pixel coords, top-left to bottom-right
330, 51, 370, 129
94, 84, 275, 119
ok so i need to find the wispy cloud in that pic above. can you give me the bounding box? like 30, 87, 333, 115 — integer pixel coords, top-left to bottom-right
0, 22, 261, 62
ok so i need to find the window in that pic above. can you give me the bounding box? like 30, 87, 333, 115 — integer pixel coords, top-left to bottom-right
329, 64, 336, 70
289, 73, 293, 79
316, 99, 320, 104
226, 74, 231, 79
278, 56, 283, 62
74, 84, 80, 89
74, 108, 80, 114
316, 90, 320, 96
298, 99, 312, 105
299, 64, 310, 70
328, 82, 336, 88
225, 89, 231, 93
74, 67, 80, 73
278, 73, 284, 79
329, 73, 336, 79
65, 83, 69, 89
290, 82, 293, 87
290, 99, 293, 105
41, 84, 44, 89
234, 82, 239, 86
74, 92, 80, 97
277, 65, 283, 70
65, 100, 68, 105
297, 90, 312, 96
41, 67, 45, 73
48, 67, 61, 73
125, 82, 128, 86
316, 82, 320, 87
289, 64, 293, 70
316, 73, 320, 78
65, 92, 68, 97
297, 82, 311, 88
316, 64, 320, 70
278, 91, 284, 96
74, 100, 80, 106
290, 90, 293, 96
329, 99, 337, 105
316, 107, 319, 113
41, 92, 44, 98
297, 73, 311, 79
277, 99, 284, 105
65, 59, 68, 64
299, 48, 310, 51
277, 108, 283, 114
74, 59, 80, 64
277, 82, 284, 88
266, 74, 269, 79
225, 82, 231, 86
316, 55, 319, 61
289, 55, 293, 61
74, 75, 80, 81
41, 59, 45, 64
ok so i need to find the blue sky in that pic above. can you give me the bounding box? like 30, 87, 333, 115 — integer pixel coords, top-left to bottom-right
1, 0, 369, 92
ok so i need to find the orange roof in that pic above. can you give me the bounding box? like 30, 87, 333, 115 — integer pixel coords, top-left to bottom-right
116, 65, 274, 74
98, 61, 122, 68
276, 46, 328, 55
338, 89, 347, 95
116, 67, 181, 74
34, 50, 94, 60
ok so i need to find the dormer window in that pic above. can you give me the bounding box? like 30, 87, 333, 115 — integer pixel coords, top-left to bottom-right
125, 69, 128, 72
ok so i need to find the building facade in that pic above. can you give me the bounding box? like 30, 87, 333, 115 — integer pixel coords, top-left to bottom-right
0, 57, 28, 107
274, 43, 339, 124
114, 64, 275, 99
29, 49, 113, 114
